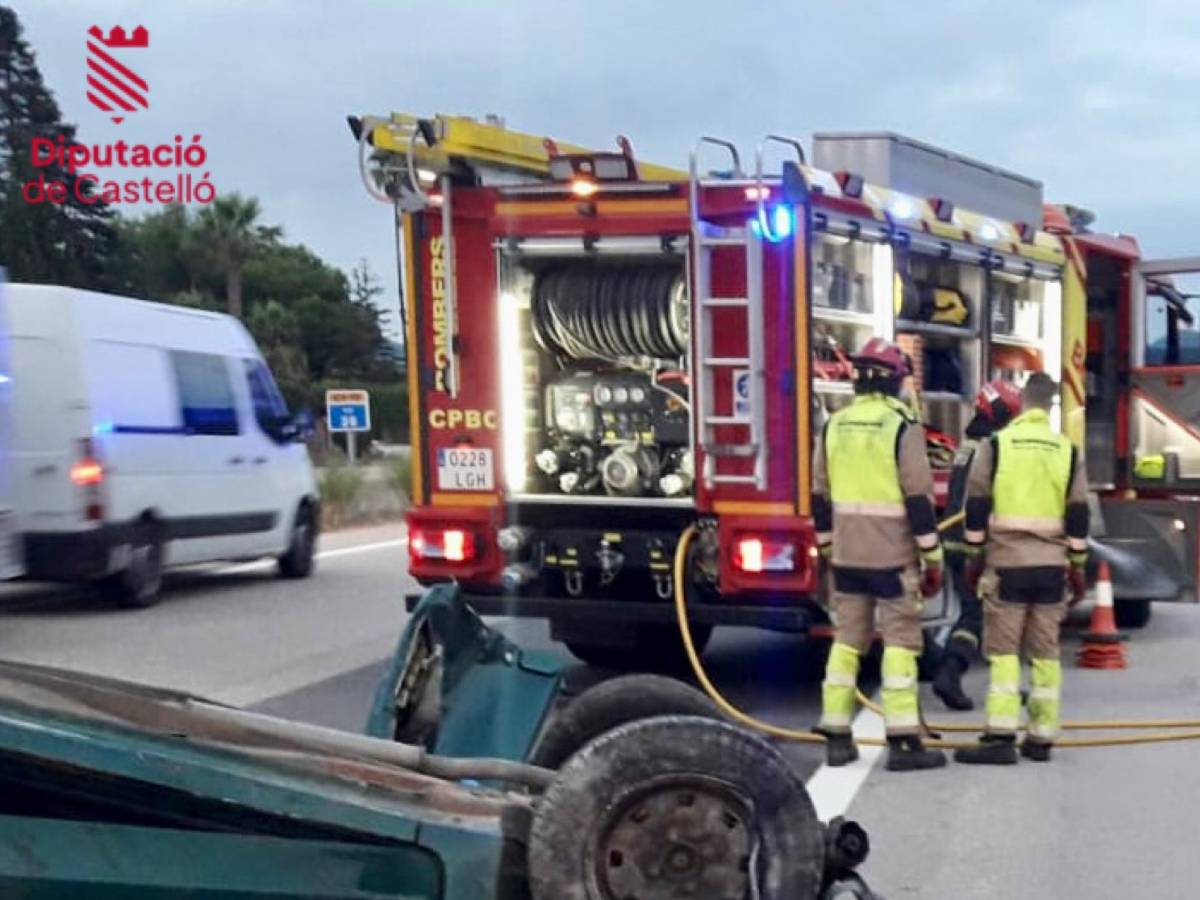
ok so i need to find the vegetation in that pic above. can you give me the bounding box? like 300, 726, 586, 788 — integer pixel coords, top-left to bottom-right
197, 194, 282, 319
318, 464, 364, 530
0, 6, 407, 440
388, 453, 412, 502
0, 7, 117, 287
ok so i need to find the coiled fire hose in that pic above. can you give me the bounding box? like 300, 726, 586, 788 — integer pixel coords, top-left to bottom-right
672, 523, 1200, 750
532, 264, 688, 361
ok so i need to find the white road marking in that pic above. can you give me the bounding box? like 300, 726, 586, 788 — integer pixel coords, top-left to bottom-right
217, 537, 408, 575
805, 702, 886, 821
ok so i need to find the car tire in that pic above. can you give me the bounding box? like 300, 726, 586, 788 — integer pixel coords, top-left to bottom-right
278, 503, 317, 579
101, 526, 165, 609
1114, 598, 1152, 629
528, 715, 826, 900
529, 674, 720, 769
564, 623, 713, 671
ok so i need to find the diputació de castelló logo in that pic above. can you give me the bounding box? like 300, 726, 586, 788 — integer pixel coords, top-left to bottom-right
22, 24, 216, 207
85, 25, 149, 124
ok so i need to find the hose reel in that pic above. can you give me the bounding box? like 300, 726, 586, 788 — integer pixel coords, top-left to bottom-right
531, 263, 689, 362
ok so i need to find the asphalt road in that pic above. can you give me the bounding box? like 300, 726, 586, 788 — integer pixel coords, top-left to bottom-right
2, 522, 1198, 897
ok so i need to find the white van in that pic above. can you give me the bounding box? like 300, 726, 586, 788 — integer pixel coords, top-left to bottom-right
5, 284, 320, 606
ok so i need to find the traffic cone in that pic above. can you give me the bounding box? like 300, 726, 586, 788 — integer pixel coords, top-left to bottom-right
1077, 561, 1127, 670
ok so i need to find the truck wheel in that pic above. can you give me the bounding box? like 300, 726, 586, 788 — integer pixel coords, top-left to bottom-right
278, 503, 317, 579
102, 529, 165, 609
564, 624, 713, 671
1115, 598, 1152, 629
528, 715, 825, 900
529, 674, 720, 769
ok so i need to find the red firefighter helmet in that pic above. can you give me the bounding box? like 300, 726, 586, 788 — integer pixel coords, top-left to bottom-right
975, 378, 1022, 426
852, 337, 911, 378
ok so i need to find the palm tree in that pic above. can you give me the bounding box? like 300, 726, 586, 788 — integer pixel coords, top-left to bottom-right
197, 194, 281, 319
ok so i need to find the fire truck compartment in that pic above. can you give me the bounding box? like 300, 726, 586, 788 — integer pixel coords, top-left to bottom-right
497, 249, 695, 504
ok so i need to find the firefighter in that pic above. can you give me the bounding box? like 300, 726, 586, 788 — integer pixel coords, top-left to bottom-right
932, 379, 1023, 711
954, 372, 1089, 765
813, 337, 947, 772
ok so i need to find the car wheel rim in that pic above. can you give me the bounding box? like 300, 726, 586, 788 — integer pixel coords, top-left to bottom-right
589, 775, 754, 900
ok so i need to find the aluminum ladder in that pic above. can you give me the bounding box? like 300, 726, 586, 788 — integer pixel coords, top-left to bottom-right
688, 136, 807, 491
688, 137, 767, 490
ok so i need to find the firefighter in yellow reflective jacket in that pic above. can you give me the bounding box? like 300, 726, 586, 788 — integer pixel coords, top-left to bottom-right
813, 337, 947, 772
955, 372, 1089, 765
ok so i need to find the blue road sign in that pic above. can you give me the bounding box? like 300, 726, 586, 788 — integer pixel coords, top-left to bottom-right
326, 389, 371, 433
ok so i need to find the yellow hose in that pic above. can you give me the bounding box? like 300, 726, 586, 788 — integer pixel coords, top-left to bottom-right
672, 524, 1200, 751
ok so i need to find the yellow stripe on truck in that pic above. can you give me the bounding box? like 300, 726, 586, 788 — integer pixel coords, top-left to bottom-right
403, 213, 425, 504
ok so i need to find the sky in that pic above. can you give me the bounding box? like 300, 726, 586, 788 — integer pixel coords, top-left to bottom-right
12, 1, 1200, 338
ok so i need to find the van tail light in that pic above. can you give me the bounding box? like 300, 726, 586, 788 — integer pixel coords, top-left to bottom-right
410, 526, 477, 564
71, 438, 105, 521
733, 536, 796, 574
70, 459, 104, 487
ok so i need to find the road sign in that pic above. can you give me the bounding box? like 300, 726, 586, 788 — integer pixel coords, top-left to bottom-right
326, 389, 371, 433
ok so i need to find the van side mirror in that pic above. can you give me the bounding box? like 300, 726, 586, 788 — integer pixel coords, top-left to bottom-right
291, 408, 316, 441
278, 409, 315, 443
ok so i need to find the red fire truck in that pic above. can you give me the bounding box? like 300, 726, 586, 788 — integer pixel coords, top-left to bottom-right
349, 113, 1198, 664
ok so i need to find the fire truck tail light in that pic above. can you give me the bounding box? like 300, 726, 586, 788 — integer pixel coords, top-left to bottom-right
410, 527, 477, 564
443, 529, 469, 562
733, 536, 796, 574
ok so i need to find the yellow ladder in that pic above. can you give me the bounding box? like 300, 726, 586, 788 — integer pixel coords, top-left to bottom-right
355, 112, 687, 192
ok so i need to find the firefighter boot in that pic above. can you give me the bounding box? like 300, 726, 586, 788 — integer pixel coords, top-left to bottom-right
885, 736, 947, 772
1020, 739, 1053, 762
822, 732, 860, 767
932, 652, 974, 711
954, 733, 1018, 765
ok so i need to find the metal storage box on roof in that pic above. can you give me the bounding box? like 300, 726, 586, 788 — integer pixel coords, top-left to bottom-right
812, 132, 1043, 225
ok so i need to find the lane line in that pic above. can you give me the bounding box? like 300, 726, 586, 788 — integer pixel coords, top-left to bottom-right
804, 703, 886, 821
217, 537, 408, 575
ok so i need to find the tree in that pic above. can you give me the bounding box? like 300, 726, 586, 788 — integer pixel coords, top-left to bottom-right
0, 6, 116, 286
197, 193, 281, 318
246, 299, 308, 405
109, 204, 212, 300
350, 257, 383, 308
242, 240, 346, 309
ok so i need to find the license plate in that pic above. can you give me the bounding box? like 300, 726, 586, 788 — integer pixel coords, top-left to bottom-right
436, 448, 494, 491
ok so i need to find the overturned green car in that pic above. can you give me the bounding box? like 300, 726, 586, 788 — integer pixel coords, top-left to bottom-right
0, 585, 876, 899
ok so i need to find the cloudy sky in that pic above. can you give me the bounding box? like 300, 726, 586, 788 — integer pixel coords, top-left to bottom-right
14, 1, 1200, 335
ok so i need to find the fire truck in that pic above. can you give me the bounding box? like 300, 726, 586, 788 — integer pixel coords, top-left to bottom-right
348, 112, 1199, 664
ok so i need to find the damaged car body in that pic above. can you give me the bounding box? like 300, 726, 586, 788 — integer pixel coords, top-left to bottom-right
0, 585, 878, 899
